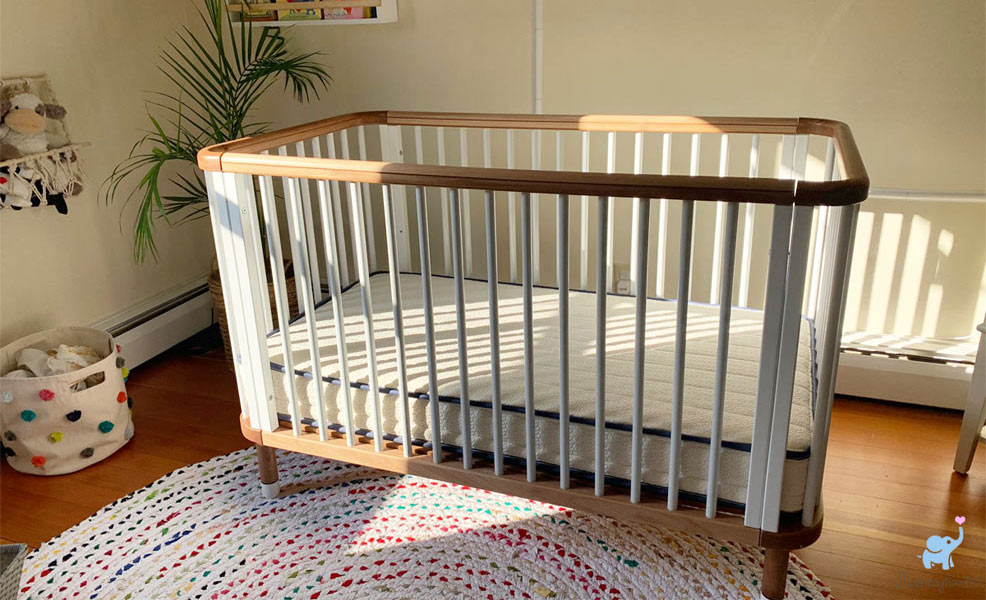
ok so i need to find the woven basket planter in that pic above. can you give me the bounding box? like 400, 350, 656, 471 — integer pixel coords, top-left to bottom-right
209, 260, 298, 371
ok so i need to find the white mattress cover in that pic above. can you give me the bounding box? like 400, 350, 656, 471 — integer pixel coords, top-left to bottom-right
266, 273, 815, 511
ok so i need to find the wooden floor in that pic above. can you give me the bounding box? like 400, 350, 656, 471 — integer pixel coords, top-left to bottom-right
2, 329, 984, 599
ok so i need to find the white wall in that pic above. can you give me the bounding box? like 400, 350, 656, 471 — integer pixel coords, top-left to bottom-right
0, 0, 215, 345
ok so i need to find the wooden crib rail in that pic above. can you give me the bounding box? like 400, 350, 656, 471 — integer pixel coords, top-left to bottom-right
197, 111, 868, 207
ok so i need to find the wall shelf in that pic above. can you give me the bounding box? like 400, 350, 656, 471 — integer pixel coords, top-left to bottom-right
227, 0, 397, 27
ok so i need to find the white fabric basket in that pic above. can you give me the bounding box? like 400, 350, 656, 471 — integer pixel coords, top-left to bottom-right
0, 327, 132, 475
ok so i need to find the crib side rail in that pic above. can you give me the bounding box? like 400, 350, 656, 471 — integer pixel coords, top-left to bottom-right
201, 114, 864, 537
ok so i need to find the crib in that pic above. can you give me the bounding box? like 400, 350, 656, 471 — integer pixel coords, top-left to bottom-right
198, 111, 867, 599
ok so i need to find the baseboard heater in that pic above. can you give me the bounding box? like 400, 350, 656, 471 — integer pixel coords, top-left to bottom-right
90, 278, 214, 369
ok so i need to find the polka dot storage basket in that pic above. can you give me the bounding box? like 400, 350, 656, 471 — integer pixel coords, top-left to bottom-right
0, 327, 132, 475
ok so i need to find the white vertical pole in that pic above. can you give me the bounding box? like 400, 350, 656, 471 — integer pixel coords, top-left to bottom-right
349, 181, 385, 453
382, 184, 413, 457
594, 195, 609, 496
629, 197, 651, 503
449, 189, 473, 469
802, 205, 859, 526
285, 174, 328, 440
310, 139, 355, 446
380, 125, 412, 271
258, 171, 300, 436
436, 127, 452, 275
806, 138, 836, 318
485, 190, 504, 475
580, 131, 591, 290
356, 126, 377, 270
655, 133, 671, 298
738, 134, 760, 308
605, 132, 616, 292
521, 192, 536, 482
557, 193, 571, 489
294, 141, 323, 302
629, 132, 644, 295
531, 130, 542, 283
416, 186, 442, 462
706, 201, 739, 517
508, 129, 519, 283
668, 199, 695, 511
325, 133, 350, 286
710, 134, 729, 303
278, 146, 310, 305
458, 128, 473, 277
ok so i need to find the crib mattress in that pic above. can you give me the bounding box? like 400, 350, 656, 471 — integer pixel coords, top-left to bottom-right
266, 273, 815, 512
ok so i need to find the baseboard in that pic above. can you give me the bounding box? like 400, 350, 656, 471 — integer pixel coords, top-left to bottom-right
835, 351, 973, 410
89, 277, 214, 369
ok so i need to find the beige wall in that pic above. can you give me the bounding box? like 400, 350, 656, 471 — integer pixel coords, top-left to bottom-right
2, 0, 983, 346
279, 0, 984, 338
0, 0, 217, 345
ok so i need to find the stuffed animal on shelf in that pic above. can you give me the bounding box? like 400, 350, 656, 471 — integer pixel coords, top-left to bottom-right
0, 92, 68, 160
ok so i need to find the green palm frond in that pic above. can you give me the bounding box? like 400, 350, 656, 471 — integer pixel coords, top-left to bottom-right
101, 0, 330, 262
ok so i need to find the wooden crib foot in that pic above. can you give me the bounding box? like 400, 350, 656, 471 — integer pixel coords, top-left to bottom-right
257, 444, 280, 499
760, 547, 790, 599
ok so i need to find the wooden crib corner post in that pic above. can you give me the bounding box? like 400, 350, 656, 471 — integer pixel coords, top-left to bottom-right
257, 444, 280, 499
760, 547, 790, 600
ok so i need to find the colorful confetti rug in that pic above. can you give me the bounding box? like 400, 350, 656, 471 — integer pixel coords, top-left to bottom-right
19, 448, 833, 599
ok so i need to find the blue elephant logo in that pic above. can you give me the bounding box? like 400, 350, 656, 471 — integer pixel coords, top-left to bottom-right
921, 516, 965, 570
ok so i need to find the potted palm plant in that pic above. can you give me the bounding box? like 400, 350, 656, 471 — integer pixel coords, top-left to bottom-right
103, 0, 330, 368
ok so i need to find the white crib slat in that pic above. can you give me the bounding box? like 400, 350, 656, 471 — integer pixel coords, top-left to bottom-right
761, 205, 813, 532
508, 129, 519, 283
738, 134, 760, 308
629, 197, 651, 503
357, 126, 377, 270
203, 173, 253, 422
458, 128, 473, 277
436, 128, 452, 275
531, 130, 541, 284
710, 134, 729, 303
382, 184, 413, 457
311, 138, 355, 446
294, 141, 323, 302
348, 181, 385, 453
604, 132, 616, 292
706, 201, 739, 518
594, 195, 609, 496
325, 133, 350, 286
668, 199, 695, 511
379, 125, 412, 271
285, 174, 329, 441
802, 204, 858, 526
258, 171, 300, 435
415, 186, 442, 462
278, 146, 310, 305
655, 133, 671, 298
580, 131, 591, 290
557, 193, 571, 489
744, 204, 794, 527
414, 125, 424, 164
485, 190, 504, 475
806, 138, 837, 317
521, 192, 536, 482
449, 189, 473, 469
629, 132, 644, 296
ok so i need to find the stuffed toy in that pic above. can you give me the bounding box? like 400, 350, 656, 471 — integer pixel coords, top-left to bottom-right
0, 92, 68, 160
0, 165, 69, 214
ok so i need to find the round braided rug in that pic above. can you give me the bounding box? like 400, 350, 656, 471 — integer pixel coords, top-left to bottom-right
19, 448, 833, 599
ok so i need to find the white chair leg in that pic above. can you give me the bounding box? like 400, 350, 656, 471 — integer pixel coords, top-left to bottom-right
954, 323, 986, 474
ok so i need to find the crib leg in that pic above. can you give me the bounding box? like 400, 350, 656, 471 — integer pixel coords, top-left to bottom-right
257, 444, 280, 499
760, 547, 790, 599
